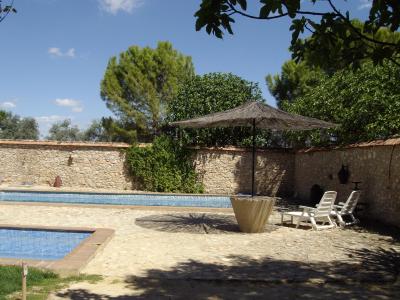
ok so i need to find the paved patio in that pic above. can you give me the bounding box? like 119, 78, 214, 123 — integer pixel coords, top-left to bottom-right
0, 203, 399, 299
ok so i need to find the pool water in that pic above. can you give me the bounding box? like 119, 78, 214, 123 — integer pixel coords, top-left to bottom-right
0, 228, 91, 260
0, 191, 232, 208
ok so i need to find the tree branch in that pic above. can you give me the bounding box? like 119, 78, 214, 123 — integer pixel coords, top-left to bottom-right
226, 0, 399, 49
305, 22, 315, 34
327, 0, 399, 48
0, 0, 14, 23
226, 2, 336, 20
388, 57, 400, 68
227, 2, 288, 20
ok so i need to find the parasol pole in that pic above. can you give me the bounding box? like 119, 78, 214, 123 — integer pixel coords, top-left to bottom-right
251, 118, 256, 197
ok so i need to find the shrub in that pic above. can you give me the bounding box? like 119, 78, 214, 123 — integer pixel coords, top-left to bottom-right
126, 135, 204, 193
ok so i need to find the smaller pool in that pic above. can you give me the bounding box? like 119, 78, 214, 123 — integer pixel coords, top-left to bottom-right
0, 228, 92, 260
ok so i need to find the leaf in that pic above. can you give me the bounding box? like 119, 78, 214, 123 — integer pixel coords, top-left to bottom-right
290, 17, 306, 43
195, 18, 204, 31
236, 0, 247, 10
259, 5, 271, 19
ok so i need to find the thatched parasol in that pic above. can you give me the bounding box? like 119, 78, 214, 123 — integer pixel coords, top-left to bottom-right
170, 101, 338, 196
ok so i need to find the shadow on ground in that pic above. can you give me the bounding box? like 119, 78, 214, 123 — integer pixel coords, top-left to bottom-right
135, 213, 277, 234
56, 247, 400, 299
352, 219, 400, 244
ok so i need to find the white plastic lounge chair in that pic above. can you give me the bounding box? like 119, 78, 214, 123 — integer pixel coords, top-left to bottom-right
331, 190, 361, 227
281, 191, 337, 230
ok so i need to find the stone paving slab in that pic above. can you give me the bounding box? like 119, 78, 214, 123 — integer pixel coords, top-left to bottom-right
0, 203, 399, 298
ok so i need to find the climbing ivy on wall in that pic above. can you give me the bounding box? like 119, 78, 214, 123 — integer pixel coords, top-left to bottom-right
126, 135, 204, 193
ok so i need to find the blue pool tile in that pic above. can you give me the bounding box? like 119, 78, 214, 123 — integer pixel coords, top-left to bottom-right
0, 229, 91, 260
0, 191, 232, 208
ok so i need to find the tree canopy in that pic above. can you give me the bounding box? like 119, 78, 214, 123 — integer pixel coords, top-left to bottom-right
267, 21, 400, 109
167, 72, 264, 146
0, 110, 39, 140
80, 119, 113, 142
194, 0, 400, 67
283, 61, 400, 145
47, 119, 82, 141
266, 60, 324, 109
100, 41, 194, 143
46, 119, 119, 142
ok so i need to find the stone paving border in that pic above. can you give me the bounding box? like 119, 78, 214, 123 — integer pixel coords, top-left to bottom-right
0, 185, 231, 197
0, 224, 114, 276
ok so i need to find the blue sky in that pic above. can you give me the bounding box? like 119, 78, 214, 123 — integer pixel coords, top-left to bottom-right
1, 0, 371, 137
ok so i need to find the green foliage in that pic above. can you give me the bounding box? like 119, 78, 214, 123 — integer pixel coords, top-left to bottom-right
100, 41, 194, 143
47, 119, 82, 141
81, 119, 109, 142
46, 118, 136, 143
194, 1, 400, 67
0, 266, 57, 299
126, 135, 204, 193
167, 72, 263, 146
266, 61, 325, 109
81, 118, 121, 142
267, 21, 400, 114
0, 110, 39, 140
99, 117, 137, 143
291, 20, 400, 71
0, 265, 100, 300
284, 62, 400, 145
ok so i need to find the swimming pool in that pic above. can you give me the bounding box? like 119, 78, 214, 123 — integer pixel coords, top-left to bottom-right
0, 191, 232, 208
0, 228, 91, 260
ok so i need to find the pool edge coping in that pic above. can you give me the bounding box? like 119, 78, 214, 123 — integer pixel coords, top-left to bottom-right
0, 224, 114, 276
0, 186, 232, 198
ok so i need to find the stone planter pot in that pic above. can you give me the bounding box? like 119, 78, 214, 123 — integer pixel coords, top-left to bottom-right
230, 196, 276, 233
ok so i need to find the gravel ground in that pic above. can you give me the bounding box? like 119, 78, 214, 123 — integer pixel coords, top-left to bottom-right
0, 203, 398, 299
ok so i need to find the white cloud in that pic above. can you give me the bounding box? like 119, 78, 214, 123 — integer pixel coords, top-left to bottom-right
54, 98, 83, 113
55, 98, 80, 107
0, 101, 16, 109
72, 106, 83, 113
65, 48, 75, 57
48, 47, 62, 57
35, 115, 66, 124
48, 47, 76, 58
99, 0, 143, 14
358, 0, 372, 10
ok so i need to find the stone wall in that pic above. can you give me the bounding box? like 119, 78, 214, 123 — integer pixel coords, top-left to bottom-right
0, 141, 295, 196
0, 140, 134, 190
295, 139, 400, 227
193, 147, 295, 196
1, 139, 398, 227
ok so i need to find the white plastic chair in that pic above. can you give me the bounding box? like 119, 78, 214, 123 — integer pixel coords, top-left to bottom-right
331, 190, 361, 227
281, 191, 337, 230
